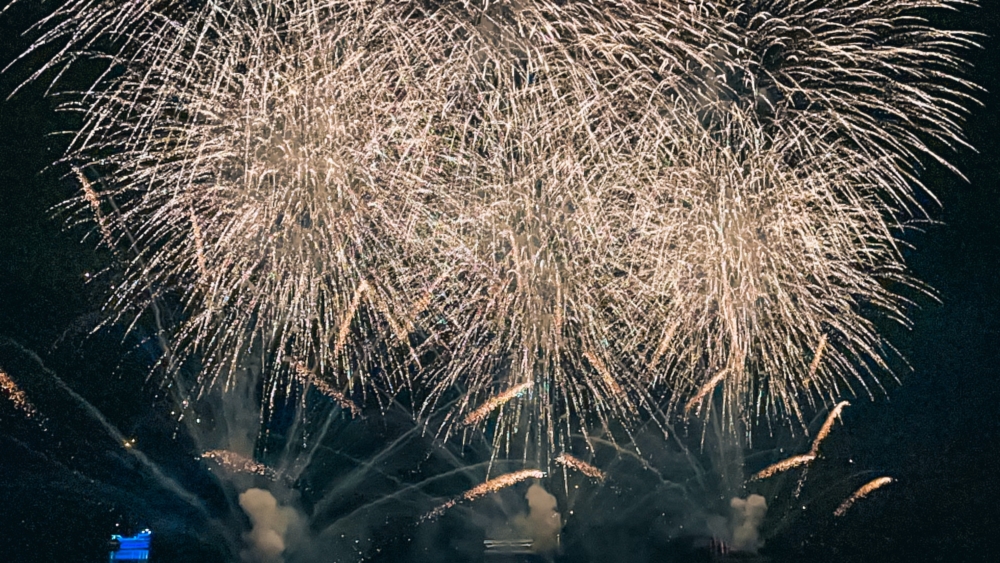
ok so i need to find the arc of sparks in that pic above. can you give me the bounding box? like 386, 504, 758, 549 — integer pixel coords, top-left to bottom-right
1, 367, 38, 418
684, 367, 729, 415
648, 321, 680, 369
407, 272, 449, 332
291, 360, 362, 417
582, 350, 626, 402
555, 453, 605, 481
201, 450, 277, 479
462, 381, 532, 426
807, 334, 828, 380
423, 469, 546, 521
74, 167, 114, 249
793, 400, 851, 497
366, 287, 409, 348
750, 453, 816, 481
333, 280, 369, 356
810, 400, 850, 455
834, 477, 894, 517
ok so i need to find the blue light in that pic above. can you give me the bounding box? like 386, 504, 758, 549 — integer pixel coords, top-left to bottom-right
109, 529, 152, 561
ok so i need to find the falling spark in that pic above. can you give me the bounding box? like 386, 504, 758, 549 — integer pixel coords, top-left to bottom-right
793, 467, 810, 499
333, 280, 369, 357
463, 382, 533, 426
648, 320, 680, 370
684, 368, 729, 416
750, 453, 815, 481
366, 287, 409, 347
201, 449, 277, 479
73, 167, 113, 249
291, 360, 361, 418
834, 477, 894, 517
554, 453, 605, 481
0, 367, 37, 418
810, 401, 850, 455
582, 350, 625, 401
794, 400, 851, 497
189, 207, 207, 278
807, 334, 828, 380
407, 272, 448, 331
423, 469, 546, 521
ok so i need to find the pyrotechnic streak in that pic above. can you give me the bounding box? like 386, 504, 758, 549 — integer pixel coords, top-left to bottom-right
421, 500, 455, 522
407, 273, 448, 331
834, 477, 894, 517
554, 453, 605, 481
810, 401, 850, 455
333, 281, 369, 357
648, 321, 680, 371
750, 454, 815, 481
73, 168, 113, 249
367, 286, 409, 347
793, 466, 810, 499
791, 400, 850, 497
684, 368, 729, 416
291, 360, 361, 418
189, 207, 207, 279
582, 350, 625, 402
201, 449, 277, 479
462, 470, 546, 502
462, 382, 532, 427
807, 334, 828, 381
0, 367, 37, 418
423, 469, 546, 521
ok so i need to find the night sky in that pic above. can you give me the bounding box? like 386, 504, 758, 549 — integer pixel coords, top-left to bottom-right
1, 2, 998, 563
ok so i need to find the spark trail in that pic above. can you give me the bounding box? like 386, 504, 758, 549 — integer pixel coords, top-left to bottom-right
423, 469, 546, 521
554, 453, 605, 481
835, 477, 894, 517
201, 450, 278, 479
291, 361, 362, 418
750, 454, 816, 481
811, 401, 850, 455
0, 367, 37, 418
462, 382, 533, 427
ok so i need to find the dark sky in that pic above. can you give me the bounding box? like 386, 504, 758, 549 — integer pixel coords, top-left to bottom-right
1, 3, 998, 563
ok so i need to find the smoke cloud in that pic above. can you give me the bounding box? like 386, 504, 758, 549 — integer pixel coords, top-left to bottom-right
512, 483, 561, 556
239, 488, 304, 563
728, 494, 768, 552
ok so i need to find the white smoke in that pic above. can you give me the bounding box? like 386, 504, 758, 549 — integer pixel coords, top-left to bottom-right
728, 494, 768, 552
512, 483, 562, 556
239, 488, 305, 563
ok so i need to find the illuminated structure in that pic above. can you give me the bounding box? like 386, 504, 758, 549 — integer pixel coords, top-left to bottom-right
108, 530, 151, 561
483, 538, 546, 562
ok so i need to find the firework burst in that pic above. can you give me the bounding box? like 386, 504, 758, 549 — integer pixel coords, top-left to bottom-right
17, 1, 480, 411
11, 0, 980, 455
